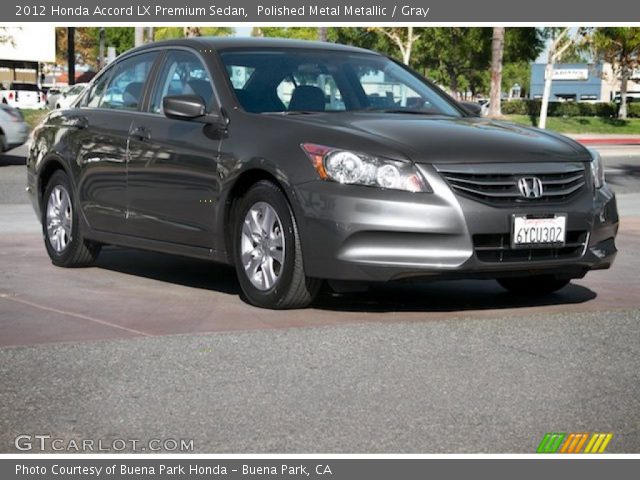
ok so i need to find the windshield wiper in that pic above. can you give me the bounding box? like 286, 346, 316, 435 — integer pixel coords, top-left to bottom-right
264, 110, 323, 116
357, 108, 442, 115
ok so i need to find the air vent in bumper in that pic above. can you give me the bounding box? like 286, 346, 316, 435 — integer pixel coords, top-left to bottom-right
473, 231, 588, 263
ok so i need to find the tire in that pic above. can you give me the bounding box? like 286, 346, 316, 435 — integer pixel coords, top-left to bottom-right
233, 180, 321, 309
42, 170, 101, 267
497, 275, 570, 295
0, 133, 7, 152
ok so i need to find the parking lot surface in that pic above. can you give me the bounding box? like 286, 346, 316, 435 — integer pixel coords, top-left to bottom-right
1, 144, 639, 452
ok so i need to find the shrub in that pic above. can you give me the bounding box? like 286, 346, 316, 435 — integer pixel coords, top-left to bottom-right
628, 103, 640, 118
501, 100, 617, 118
501, 100, 528, 115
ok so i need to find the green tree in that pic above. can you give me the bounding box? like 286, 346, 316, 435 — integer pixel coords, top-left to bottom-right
502, 62, 531, 98
89, 28, 134, 61
56, 27, 102, 67
154, 27, 233, 41
259, 27, 321, 41
587, 27, 640, 118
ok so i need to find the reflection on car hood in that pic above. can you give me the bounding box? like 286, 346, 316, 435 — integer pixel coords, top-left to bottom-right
280, 113, 591, 164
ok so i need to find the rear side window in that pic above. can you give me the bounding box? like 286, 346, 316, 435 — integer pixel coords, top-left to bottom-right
10, 83, 39, 91
150, 50, 214, 114
100, 52, 157, 111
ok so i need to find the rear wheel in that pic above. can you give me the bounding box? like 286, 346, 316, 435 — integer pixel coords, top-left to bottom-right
42, 170, 101, 267
233, 180, 320, 309
497, 275, 570, 295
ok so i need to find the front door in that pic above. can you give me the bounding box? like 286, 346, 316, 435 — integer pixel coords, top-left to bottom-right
124, 49, 223, 248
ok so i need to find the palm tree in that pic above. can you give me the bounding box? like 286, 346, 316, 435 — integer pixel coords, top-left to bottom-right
488, 27, 505, 116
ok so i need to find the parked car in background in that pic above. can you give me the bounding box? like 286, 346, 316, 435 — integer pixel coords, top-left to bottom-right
53, 83, 88, 109
26, 38, 619, 309
0, 104, 29, 151
45, 87, 63, 109
0, 83, 46, 109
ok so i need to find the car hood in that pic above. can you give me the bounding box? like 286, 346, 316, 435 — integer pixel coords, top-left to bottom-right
278, 113, 592, 164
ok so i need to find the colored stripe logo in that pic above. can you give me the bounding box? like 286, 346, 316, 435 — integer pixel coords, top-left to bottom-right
537, 433, 613, 453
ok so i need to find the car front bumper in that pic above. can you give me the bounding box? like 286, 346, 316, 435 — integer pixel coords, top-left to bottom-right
294, 164, 618, 282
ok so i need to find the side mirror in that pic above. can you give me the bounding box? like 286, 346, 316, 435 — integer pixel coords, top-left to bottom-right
163, 94, 207, 120
459, 101, 482, 117
163, 94, 226, 126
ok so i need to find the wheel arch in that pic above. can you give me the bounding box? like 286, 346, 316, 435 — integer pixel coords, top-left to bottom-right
38, 155, 71, 212
222, 168, 300, 264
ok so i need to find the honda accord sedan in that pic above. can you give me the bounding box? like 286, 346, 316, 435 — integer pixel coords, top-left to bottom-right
26, 38, 618, 309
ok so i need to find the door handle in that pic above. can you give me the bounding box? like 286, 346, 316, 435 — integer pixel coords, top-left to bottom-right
130, 125, 150, 140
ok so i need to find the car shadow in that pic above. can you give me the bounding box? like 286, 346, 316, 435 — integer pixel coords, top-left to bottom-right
0, 152, 26, 166
95, 246, 597, 313
94, 246, 241, 295
314, 280, 597, 313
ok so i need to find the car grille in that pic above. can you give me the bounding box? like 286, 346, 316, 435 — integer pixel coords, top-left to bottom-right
436, 164, 587, 205
473, 231, 588, 263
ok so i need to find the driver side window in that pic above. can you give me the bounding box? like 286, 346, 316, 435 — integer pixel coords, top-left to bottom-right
150, 50, 214, 114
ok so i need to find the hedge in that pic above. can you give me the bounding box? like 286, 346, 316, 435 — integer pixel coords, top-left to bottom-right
501, 100, 618, 118
629, 103, 640, 118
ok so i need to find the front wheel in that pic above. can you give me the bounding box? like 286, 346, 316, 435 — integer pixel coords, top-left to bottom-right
233, 180, 320, 309
42, 170, 101, 267
497, 275, 570, 295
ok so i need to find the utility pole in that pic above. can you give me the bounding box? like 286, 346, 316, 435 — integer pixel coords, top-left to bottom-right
67, 27, 75, 86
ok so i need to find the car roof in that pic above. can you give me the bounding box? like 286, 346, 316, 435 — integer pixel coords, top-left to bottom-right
125, 36, 380, 57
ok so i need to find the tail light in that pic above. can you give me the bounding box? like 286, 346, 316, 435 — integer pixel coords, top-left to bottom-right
8, 91, 14, 100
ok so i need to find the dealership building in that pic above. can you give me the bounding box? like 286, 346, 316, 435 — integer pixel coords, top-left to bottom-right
530, 63, 640, 102
0, 26, 55, 87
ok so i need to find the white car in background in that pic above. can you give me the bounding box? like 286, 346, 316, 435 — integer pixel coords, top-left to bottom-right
0, 83, 46, 109
44, 87, 63, 109
0, 105, 29, 152
54, 83, 88, 109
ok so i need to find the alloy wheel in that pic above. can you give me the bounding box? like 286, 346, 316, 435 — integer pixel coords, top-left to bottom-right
46, 185, 73, 253
240, 201, 285, 290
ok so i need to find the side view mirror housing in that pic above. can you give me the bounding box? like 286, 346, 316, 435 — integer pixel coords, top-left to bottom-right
163, 95, 226, 127
459, 101, 482, 117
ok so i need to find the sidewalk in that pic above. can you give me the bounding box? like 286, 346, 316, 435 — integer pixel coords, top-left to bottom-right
567, 134, 640, 146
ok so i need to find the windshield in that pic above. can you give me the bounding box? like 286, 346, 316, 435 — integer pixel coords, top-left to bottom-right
219, 49, 462, 116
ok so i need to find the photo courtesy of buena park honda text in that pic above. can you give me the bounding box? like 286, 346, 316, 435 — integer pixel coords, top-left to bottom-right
0, 0, 638, 477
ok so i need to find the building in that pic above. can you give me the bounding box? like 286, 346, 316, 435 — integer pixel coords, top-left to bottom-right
530, 62, 640, 102
0, 26, 56, 87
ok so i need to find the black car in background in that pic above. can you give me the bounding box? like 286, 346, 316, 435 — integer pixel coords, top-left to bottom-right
27, 38, 618, 309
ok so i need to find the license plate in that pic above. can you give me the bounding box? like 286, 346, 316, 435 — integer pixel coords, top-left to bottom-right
512, 214, 566, 248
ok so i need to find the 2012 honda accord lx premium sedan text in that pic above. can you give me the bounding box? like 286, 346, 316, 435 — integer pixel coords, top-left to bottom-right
26, 38, 619, 309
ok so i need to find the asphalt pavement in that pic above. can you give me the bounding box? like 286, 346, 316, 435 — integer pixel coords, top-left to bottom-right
1, 142, 639, 453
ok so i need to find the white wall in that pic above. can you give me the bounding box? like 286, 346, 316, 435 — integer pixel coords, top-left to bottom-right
0, 26, 56, 63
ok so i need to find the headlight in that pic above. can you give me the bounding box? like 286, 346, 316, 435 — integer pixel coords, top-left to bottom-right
589, 149, 605, 189
301, 143, 430, 193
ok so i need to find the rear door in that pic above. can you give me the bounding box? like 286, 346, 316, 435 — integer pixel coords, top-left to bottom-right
124, 49, 223, 247
75, 51, 158, 233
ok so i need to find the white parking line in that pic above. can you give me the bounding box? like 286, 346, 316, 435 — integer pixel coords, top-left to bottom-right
0, 293, 152, 337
